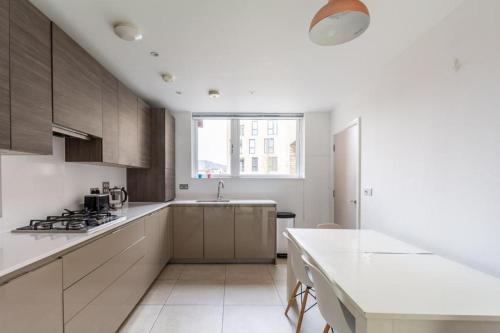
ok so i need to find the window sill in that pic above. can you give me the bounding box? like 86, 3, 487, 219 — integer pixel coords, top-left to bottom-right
191, 175, 305, 180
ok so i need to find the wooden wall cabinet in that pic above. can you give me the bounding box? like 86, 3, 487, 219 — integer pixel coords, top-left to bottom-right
0, 0, 52, 154
118, 82, 138, 166
235, 206, 277, 260
101, 68, 119, 164
173, 206, 204, 259
138, 98, 151, 168
204, 206, 235, 259
128, 108, 175, 201
52, 23, 102, 138
0, 259, 63, 333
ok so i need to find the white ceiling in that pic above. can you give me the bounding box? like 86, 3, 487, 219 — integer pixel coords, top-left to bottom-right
30, 0, 464, 113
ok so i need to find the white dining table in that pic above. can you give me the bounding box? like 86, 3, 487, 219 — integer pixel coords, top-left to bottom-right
286, 229, 500, 333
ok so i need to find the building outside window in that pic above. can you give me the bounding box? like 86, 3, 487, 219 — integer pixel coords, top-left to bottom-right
192, 114, 303, 178
264, 138, 274, 154
249, 139, 256, 154
252, 157, 258, 172
267, 156, 278, 172
267, 120, 277, 135
251, 120, 258, 136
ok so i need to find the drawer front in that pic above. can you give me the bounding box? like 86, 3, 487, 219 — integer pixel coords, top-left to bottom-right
65, 256, 148, 333
235, 206, 276, 259
64, 237, 146, 323
63, 218, 145, 288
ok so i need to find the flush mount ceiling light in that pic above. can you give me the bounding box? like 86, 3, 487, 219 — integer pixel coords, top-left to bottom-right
161, 73, 175, 83
309, 0, 370, 46
208, 89, 221, 99
113, 23, 143, 42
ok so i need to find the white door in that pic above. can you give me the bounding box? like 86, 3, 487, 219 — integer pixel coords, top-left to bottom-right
334, 122, 359, 229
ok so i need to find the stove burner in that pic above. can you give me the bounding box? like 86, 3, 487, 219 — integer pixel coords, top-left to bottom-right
14, 208, 124, 233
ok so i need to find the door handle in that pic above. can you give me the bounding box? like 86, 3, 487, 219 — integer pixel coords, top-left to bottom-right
349, 200, 357, 204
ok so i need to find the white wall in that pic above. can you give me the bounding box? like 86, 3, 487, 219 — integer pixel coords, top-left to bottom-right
331, 0, 500, 276
0, 137, 126, 232
174, 111, 332, 228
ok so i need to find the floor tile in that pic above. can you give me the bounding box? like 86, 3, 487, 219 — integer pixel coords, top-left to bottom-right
285, 303, 327, 333
140, 280, 175, 305
268, 263, 287, 282
157, 264, 185, 280
150, 305, 223, 333
274, 279, 290, 306
179, 264, 226, 281
226, 264, 273, 282
224, 281, 282, 305
119, 305, 162, 333
167, 280, 225, 305
223, 305, 295, 333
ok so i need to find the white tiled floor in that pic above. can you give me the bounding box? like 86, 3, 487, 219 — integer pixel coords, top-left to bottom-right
119, 260, 326, 333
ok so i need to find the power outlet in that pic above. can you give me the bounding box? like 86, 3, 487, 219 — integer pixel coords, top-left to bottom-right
363, 188, 373, 196
179, 184, 189, 190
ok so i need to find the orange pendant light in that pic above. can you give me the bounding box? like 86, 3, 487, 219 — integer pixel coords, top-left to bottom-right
309, 0, 370, 46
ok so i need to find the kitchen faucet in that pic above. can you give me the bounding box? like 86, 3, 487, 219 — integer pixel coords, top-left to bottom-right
217, 180, 225, 200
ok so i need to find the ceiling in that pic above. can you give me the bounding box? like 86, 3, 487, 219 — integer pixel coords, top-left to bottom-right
30, 0, 464, 113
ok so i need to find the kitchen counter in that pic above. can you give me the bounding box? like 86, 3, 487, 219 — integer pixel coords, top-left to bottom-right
0, 199, 278, 284
0, 202, 168, 284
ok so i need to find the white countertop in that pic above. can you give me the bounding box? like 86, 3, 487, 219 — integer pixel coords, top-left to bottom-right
287, 229, 500, 321
0, 199, 277, 283
0, 202, 168, 283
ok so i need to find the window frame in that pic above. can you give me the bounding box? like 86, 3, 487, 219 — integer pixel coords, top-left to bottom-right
192, 115, 304, 179
248, 139, 256, 154
264, 138, 274, 154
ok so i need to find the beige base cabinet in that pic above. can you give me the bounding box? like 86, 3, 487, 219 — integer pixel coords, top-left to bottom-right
0, 259, 63, 333
235, 206, 277, 260
204, 206, 235, 259
173, 206, 204, 259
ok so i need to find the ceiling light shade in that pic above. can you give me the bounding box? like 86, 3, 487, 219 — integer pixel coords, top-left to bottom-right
113, 23, 143, 42
208, 89, 221, 99
309, 0, 370, 46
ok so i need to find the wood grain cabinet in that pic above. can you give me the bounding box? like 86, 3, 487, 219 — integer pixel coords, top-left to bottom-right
0, 0, 9, 150
0, 0, 52, 154
204, 206, 235, 259
0, 260, 63, 333
101, 68, 119, 164
118, 82, 138, 166
235, 206, 277, 260
173, 206, 204, 259
137, 98, 151, 168
52, 24, 102, 138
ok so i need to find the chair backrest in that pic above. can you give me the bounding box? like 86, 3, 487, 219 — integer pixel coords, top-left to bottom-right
316, 223, 342, 229
282, 232, 314, 287
301, 255, 355, 333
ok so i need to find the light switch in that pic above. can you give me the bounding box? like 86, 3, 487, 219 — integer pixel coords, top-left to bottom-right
363, 188, 373, 196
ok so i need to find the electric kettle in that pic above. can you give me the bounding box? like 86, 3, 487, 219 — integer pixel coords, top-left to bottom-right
109, 186, 128, 209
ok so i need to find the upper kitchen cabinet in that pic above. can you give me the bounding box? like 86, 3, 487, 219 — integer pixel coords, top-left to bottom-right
118, 82, 138, 167
0, 0, 9, 150
0, 0, 52, 154
137, 98, 151, 168
52, 23, 102, 138
100, 67, 119, 164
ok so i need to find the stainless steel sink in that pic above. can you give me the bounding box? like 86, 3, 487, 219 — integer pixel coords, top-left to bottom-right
196, 199, 231, 203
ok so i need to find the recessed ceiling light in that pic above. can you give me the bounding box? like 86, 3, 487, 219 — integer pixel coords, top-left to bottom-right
208, 89, 221, 99
162, 73, 175, 83
249, 90, 255, 95
176, 91, 182, 95
113, 23, 143, 42
150, 51, 159, 57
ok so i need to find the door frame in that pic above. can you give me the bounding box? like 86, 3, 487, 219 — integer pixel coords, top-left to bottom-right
333, 117, 361, 229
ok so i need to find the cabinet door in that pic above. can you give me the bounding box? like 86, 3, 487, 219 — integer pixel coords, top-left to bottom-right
138, 98, 151, 168
0, 260, 63, 333
204, 206, 235, 259
0, 0, 9, 150
144, 211, 161, 284
101, 68, 119, 164
10, 0, 52, 154
173, 206, 204, 259
235, 206, 276, 259
52, 24, 102, 137
166, 207, 173, 262
158, 208, 169, 266
118, 82, 138, 166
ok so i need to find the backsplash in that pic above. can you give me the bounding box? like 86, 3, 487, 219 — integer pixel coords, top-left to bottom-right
0, 136, 126, 232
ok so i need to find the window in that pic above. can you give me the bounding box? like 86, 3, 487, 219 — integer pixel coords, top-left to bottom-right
252, 157, 258, 172
192, 114, 303, 178
267, 156, 278, 172
267, 121, 277, 135
248, 139, 256, 154
251, 120, 258, 136
264, 138, 274, 154
192, 119, 231, 177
